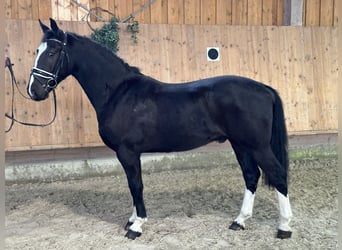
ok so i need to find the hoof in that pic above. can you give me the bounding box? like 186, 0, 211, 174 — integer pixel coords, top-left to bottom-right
276, 229, 292, 239
125, 229, 142, 240
124, 221, 133, 231
229, 221, 245, 231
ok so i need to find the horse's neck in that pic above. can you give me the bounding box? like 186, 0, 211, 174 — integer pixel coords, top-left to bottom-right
70, 46, 130, 115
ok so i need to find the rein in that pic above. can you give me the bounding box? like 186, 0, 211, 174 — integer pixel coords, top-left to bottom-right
4, 57, 57, 133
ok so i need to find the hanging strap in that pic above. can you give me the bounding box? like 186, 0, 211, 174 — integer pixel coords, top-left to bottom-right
4, 57, 57, 133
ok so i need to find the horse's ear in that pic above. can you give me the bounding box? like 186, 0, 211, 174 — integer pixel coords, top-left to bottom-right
39, 19, 50, 33
50, 18, 60, 34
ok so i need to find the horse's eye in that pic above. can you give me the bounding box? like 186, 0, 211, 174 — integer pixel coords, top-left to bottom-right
48, 52, 54, 56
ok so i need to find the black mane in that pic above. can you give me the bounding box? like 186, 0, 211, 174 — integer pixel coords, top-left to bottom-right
68, 32, 142, 75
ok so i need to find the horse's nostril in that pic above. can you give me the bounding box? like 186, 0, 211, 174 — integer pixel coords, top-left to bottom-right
27, 86, 48, 101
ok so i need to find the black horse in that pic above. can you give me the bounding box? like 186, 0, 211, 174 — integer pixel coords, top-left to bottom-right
28, 19, 292, 240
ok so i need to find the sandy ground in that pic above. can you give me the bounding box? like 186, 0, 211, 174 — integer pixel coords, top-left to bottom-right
5, 154, 337, 249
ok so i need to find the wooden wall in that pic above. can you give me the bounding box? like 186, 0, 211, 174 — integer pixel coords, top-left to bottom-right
4, 20, 337, 151
4, 0, 338, 26
304, 0, 337, 26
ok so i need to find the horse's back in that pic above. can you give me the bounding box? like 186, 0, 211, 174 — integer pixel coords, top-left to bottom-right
156, 75, 275, 100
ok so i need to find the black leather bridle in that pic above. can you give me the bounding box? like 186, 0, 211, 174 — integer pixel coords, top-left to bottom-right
30, 36, 69, 92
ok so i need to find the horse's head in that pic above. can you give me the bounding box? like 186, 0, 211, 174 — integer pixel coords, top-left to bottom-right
27, 18, 70, 101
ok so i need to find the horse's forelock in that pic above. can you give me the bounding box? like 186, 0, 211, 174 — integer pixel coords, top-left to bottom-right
41, 29, 65, 43
41, 30, 54, 42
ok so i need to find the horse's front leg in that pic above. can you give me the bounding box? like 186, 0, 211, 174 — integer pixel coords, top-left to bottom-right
117, 146, 147, 240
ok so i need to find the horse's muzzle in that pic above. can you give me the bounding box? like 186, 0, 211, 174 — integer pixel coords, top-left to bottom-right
27, 83, 49, 101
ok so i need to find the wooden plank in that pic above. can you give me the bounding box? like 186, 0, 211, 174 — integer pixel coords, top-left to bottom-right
133, 0, 143, 21
245, 26, 264, 81
18, 0, 32, 19
31, 0, 39, 19
180, 24, 197, 80
139, 24, 168, 80
247, 0, 262, 25
320, 0, 334, 25
333, 0, 338, 26
304, 0, 320, 25
166, 25, 182, 80
262, 0, 278, 25
58, 0, 71, 20
76, 0, 90, 21
57, 0, 63, 20
276, 0, 284, 25
150, 0, 168, 24
88, 0, 98, 21
115, 0, 133, 20
5, 0, 11, 18
313, 27, 337, 129
232, 0, 247, 25
142, 0, 152, 23
200, 0, 216, 24
107, 0, 116, 18
97, 0, 110, 21
69, 0, 79, 20
302, 28, 319, 131
184, 0, 200, 24
324, 27, 338, 128
10, 0, 19, 19
64, 0, 72, 20
133, 0, 151, 23
284, 28, 306, 131
257, 27, 273, 85
276, 27, 291, 124
167, 0, 183, 24
216, 0, 232, 24
51, 0, 58, 20
156, 25, 170, 80
38, 0, 52, 20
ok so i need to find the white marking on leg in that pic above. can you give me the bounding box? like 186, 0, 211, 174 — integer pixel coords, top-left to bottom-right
276, 190, 293, 231
128, 206, 137, 223
127, 207, 147, 233
129, 217, 147, 233
234, 189, 255, 227
28, 42, 47, 97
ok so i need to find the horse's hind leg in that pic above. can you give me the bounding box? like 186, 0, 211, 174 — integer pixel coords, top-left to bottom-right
229, 144, 260, 231
252, 146, 293, 238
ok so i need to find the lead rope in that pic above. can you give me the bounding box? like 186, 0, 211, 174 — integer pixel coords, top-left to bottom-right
4, 57, 57, 133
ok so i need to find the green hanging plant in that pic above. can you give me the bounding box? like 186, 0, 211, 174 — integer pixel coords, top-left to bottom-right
90, 16, 140, 54
90, 17, 120, 54
127, 20, 139, 44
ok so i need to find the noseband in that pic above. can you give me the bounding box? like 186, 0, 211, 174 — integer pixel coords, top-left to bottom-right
30, 36, 68, 91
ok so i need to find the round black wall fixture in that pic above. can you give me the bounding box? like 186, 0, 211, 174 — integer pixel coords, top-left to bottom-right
207, 47, 220, 61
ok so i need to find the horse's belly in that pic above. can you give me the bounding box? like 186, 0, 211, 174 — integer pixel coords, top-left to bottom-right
149, 122, 225, 153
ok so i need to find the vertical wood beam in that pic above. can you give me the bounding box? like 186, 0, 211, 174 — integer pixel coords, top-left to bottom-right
284, 0, 303, 25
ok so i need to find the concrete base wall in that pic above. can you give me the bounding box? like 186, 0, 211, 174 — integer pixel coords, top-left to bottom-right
5, 134, 337, 184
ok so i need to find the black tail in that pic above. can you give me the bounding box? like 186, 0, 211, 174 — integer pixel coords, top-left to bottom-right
266, 89, 289, 186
